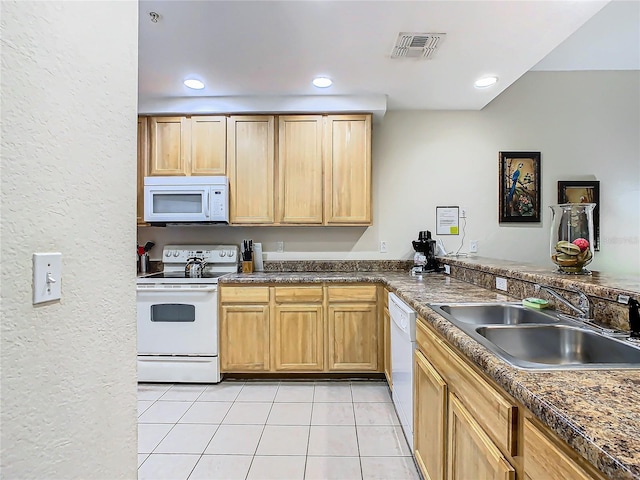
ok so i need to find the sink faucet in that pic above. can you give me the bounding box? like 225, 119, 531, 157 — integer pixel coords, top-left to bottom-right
534, 284, 591, 319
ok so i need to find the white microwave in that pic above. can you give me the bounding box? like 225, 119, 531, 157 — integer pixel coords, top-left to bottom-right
144, 176, 229, 224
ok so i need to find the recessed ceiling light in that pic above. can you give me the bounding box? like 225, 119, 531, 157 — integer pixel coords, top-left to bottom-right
184, 79, 205, 90
312, 77, 332, 88
474, 76, 498, 88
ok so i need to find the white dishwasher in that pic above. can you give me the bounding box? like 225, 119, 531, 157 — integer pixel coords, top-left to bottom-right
389, 292, 417, 450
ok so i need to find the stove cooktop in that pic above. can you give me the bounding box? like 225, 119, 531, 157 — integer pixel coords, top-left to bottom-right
136, 271, 230, 284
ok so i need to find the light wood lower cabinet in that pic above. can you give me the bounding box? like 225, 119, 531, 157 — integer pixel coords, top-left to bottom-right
272, 304, 324, 371
219, 304, 270, 372
448, 394, 515, 480
327, 303, 378, 371
414, 349, 447, 480
220, 283, 379, 373
524, 417, 601, 480
414, 317, 605, 480
383, 305, 392, 387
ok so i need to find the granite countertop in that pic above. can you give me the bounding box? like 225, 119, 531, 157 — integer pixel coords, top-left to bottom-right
220, 270, 640, 480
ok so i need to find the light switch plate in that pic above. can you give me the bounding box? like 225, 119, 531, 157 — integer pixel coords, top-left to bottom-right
33, 253, 62, 304
444, 265, 451, 275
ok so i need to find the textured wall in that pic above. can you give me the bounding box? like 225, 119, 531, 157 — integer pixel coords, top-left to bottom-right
138, 71, 640, 275
1, 2, 138, 478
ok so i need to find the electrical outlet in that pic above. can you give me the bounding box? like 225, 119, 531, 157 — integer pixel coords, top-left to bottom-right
444, 264, 451, 275
469, 240, 478, 253
460, 208, 467, 218
380, 241, 388, 253
276, 241, 284, 253
496, 277, 508, 291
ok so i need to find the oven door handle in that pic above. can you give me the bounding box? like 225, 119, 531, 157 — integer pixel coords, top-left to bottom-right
136, 286, 217, 293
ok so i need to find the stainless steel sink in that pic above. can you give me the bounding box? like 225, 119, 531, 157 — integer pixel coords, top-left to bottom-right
438, 304, 561, 325
476, 325, 640, 368
429, 302, 640, 370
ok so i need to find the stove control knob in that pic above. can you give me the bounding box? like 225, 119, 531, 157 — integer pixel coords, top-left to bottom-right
227, 250, 235, 258
165, 251, 171, 257
173, 251, 179, 257
220, 251, 226, 257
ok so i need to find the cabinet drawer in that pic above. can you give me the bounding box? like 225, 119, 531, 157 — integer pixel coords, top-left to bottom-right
416, 319, 518, 456
327, 285, 377, 303
220, 286, 269, 303
274, 286, 323, 303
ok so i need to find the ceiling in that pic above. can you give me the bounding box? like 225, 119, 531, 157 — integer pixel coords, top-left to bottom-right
138, 0, 638, 116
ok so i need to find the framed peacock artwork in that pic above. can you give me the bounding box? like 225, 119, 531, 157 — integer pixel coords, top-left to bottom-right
498, 151, 541, 223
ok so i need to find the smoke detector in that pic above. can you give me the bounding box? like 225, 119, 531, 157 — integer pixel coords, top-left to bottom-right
391, 33, 446, 59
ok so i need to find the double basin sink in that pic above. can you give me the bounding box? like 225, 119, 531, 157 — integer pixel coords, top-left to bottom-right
428, 303, 640, 370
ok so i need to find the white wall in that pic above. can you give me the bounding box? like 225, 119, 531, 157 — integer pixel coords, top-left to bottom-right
138, 71, 639, 276
1, 2, 138, 478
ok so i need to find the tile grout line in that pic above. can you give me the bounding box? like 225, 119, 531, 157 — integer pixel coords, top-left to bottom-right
351, 381, 366, 480
301, 381, 316, 480
244, 380, 279, 480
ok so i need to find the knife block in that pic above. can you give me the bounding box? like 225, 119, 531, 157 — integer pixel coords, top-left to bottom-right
242, 261, 254, 274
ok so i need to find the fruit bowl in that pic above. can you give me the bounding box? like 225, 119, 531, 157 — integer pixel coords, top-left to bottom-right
549, 203, 596, 275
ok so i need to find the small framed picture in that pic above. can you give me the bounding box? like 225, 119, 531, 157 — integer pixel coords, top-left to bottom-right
558, 180, 600, 251
499, 151, 541, 223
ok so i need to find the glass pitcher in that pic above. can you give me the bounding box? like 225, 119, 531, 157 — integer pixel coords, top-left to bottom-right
549, 203, 596, 274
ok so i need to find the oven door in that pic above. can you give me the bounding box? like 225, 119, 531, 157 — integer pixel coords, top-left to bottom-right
144, 185, 211, 223
137, 285, 217, 355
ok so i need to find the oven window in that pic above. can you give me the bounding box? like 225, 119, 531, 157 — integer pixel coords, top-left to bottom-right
150, 304, 196, 322
153, 194, 203, 214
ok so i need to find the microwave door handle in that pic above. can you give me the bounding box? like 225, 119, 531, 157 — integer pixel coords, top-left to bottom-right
205, 190, 210, 218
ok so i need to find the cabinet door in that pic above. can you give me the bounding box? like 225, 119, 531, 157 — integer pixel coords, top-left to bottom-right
273, 304, 324, 371
278, 115, 324, 224
149, 116, 190, 176
327, 303, 378, 371
220, 304, 270, 372
384, 305, 392, 387
227, 116, 275, 224
191, 116, 226, 175
448, 394, 515, 480
137, 117, 149, 225
324, 115, 372, 225
524, 418, 596, 480
414, 350, 447, 480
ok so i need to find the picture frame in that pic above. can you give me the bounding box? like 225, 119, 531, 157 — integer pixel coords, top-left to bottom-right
499, 151, 541, 223
558, 180, 600, 251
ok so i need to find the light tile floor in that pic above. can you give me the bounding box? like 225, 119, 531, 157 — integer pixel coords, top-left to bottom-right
138, 380, 420, 480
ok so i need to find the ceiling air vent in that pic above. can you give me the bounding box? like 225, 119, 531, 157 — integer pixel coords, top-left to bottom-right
391, 32, 446, 59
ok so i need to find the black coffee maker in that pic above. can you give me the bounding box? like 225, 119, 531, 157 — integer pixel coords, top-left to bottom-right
412, 230, 438, 273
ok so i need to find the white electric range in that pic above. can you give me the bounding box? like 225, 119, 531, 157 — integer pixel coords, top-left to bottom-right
136, 244, 238, 383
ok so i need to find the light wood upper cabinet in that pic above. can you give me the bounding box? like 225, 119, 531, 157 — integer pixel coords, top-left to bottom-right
149, 116, 190, 176
148, 116, 226, 177
324, 114, 372, 225
139, 113, 372, 226
190, 116, 227, 175
278, 115, 324, 224
137, 117, 149, 225
227, 116, 275, 224
273, 304, 324, 371
414, 349, 447, 480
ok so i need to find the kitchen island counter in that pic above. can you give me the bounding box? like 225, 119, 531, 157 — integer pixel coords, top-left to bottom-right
220, 269, 640, 480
